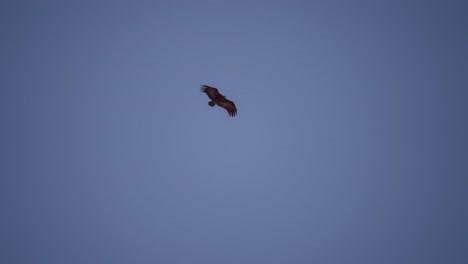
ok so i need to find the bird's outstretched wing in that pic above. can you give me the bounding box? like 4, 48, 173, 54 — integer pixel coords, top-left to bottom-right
201, 85, 222, 100
217, 98, 237, 117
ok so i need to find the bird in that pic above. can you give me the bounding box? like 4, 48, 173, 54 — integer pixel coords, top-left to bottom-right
201, 85, 237, 117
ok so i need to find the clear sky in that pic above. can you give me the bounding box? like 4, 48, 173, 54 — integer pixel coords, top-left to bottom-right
1, 1, 467, 263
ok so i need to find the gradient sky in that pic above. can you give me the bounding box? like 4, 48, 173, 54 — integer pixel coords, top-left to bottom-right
1, 1, 468, 263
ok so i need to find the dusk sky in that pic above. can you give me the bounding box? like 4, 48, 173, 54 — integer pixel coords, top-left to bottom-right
1, 1, 467, 263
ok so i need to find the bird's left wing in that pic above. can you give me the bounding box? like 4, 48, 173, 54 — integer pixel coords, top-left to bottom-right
217, 99, 237, 117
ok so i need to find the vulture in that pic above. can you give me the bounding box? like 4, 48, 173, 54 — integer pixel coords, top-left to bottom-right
201, 85, 237, 117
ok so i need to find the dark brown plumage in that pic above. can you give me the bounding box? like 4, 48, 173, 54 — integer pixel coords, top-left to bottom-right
201, 85, 237, 117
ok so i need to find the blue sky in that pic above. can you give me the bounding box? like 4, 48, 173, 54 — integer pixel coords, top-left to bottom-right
1, 1, 467, 263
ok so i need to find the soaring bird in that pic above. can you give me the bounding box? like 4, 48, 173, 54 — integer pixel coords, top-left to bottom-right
201, 85, 237, 117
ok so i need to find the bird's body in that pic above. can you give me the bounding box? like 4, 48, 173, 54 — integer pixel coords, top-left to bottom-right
201, 85, 237, 117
